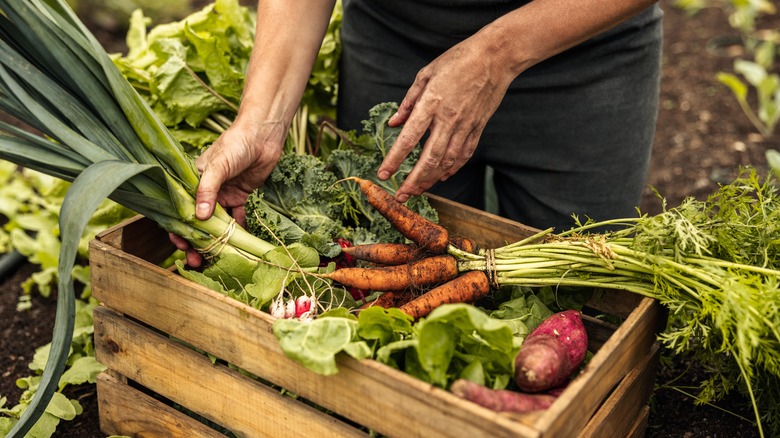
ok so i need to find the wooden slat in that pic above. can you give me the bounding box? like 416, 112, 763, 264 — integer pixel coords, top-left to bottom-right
91, 239, 540, 438
94, 307, 367, 438
626, 406, 651, 438
97, 372, 225, 438
580, 343, 660, 438
532, 297, 663, 437
428, 194, 540, 247
582, 314, 619, 351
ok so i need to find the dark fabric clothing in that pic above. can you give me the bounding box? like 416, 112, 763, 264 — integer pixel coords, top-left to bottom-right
337, 1, 663, 231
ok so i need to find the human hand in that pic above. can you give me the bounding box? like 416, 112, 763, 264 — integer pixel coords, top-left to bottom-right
170, 119, 287, 267
377, 34, 516, 202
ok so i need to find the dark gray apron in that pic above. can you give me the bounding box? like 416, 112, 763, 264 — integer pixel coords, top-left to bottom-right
338, 0, 663, 231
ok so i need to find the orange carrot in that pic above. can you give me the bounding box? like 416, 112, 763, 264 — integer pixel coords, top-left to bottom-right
323, 254, 459, 292
449, 236, 479, 254
398, 270, 490, 320
342, 243, 425, 265
349, 177, 449, 253
358, 289, 416, 310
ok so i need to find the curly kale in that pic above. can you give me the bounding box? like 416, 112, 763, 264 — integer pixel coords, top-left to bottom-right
245, 102, 439, 255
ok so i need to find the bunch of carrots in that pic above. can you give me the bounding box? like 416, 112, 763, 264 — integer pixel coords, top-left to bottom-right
324, 177, 494, 319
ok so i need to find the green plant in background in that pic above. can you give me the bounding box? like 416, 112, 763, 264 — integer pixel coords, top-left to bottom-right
113, 0, 342, 155
66, 0, 195, 34
0, 300, 106, 437
0, 164, 136, 302
674, 0, 779, 138
674, 0, 775, 28
718, 35, 780, 138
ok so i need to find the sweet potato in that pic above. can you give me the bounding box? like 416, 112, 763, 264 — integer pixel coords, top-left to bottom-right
514, 310, 588, 392
450, 379, 557, 413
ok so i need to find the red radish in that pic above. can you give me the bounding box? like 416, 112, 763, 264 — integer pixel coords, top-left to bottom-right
294, 295, 313, 318
514, 310, 588, 392
335, 238, 356, 266
450, 379, 557, 413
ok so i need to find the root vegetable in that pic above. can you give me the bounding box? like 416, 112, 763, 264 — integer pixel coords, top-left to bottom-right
514, 310, 588, 392
449, 236, 479, 254
341, 242, 425, 265
348, 177, 449, 253
323, 254, 459, 291
399, 271, 490, 320
450, 379, 557, 413
358, 289, 416, 310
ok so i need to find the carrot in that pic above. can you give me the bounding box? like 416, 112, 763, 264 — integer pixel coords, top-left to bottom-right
398, 270, 490, 320
323, 254, 459, 292
514, 310, 588, 392
450, 379, 557, 413
341, 242, 425, 266
349, 177, 449, 253
449, 236, 479, 254
358, 289, 416, 310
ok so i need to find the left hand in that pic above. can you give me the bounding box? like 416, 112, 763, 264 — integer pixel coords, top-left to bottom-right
377, 33, 516, 202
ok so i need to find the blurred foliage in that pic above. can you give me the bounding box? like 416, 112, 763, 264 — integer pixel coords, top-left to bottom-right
65, 0, 196, 36
674, 0, 779, 138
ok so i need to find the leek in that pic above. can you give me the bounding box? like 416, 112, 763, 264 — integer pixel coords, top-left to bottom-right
0, 0, 279, 435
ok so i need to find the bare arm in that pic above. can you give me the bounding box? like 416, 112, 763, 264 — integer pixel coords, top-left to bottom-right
380, 0, 659, 202
173, 1, 335, 267
194, 0, 336, 221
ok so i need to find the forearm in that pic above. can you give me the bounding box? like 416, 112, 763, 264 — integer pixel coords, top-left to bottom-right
480, 0, 658, 77
234, 0, 336, 130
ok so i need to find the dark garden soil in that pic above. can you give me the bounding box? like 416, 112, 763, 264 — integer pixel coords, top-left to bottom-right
1, 1, 778, 437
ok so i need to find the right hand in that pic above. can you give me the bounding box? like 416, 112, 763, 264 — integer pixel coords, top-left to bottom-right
170, 118, 287, 267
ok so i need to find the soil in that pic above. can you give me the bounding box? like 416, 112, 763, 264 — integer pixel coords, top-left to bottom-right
1, 1, 778, 437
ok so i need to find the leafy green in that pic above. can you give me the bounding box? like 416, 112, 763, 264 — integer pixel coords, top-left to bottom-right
113, 0, 255, 151
274, 300, 547, 390
0, 390, 83, 438
114, 0, 344, 154
273, 310, 370, 375
489, 286, 555, 339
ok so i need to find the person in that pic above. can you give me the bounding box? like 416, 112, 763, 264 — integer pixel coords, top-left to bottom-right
171, 0, 663, 267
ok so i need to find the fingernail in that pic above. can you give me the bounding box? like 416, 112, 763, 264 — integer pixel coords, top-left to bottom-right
378, 170, 390, 180
196, 202, 210, 218
389, 112, 399, 121
397, 193, 409, 203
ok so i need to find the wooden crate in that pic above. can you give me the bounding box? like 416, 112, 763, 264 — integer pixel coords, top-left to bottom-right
90, 195, 664, 438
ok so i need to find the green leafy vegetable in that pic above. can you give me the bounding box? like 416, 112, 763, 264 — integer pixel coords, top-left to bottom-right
274, 298, 554, 390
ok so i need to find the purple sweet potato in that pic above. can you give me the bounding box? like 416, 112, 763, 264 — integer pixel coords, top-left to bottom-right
450, 379, 557, 413
514, 310, 588, 392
